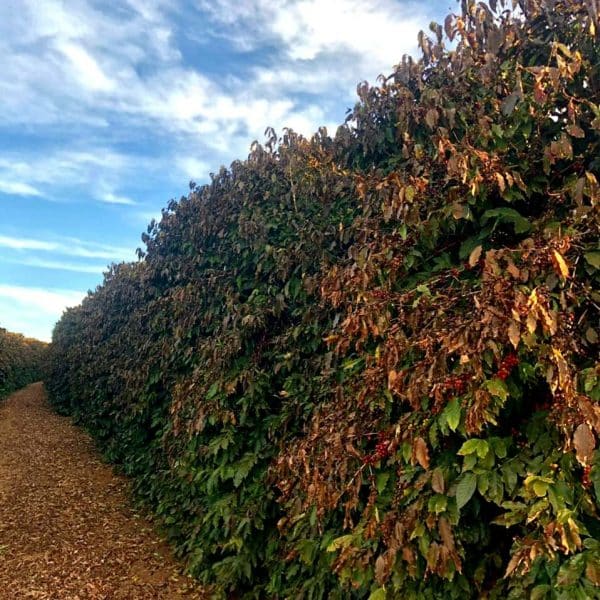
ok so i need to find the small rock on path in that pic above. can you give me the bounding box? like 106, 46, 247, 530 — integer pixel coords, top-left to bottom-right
0, 383, 207, 599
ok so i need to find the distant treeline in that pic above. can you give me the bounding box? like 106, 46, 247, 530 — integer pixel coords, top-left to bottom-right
0, 327, 47, 397
46, 1, 599, 598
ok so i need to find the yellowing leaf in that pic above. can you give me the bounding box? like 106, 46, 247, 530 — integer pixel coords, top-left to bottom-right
388, 369, 398, 389
552, 347, 569, 389
495, 172, 506, 193
452, 202, 468, 220
508, 320, 520, 349
326, 535, 354, 552
551, 249, 569, 279
587, 561, 600, 586
532, 480, 548, 497
469, 245, 482, 268
368, 589, 387, 600
526, 311, 537, 334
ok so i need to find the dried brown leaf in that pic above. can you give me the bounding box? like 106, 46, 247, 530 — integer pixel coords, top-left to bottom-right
413, 437, 430, 470
431, 468, 445, 494
573, 423, 595, 465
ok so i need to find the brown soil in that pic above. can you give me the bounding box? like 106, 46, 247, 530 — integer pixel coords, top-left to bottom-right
0, 383, 208, 600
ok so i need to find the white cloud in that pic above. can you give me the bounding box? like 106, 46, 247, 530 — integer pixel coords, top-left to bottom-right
55, 40, 116, 92
0, 180, 43, 197
176, 157, 211, 180
0, 233, 133, 261
99, 192, 137, 205
0, 235, 58, 251
275, 0, 423, 65
0, 0, 434, 157
6, 257, 106, 274
0, 284, 86, 341
198, 0, 427, 80
0, 150, 144, 206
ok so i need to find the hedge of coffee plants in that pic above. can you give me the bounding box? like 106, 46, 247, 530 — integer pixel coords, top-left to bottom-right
0, 327, 47, 398
47, 1, 600, 597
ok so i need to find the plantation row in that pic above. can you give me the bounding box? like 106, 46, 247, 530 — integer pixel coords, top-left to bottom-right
47, 1, 600, 598
0, 327, 46, 398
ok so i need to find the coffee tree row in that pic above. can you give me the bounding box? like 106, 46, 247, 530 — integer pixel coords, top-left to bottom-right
0, 327, 47, 398
47, 1, 600, 598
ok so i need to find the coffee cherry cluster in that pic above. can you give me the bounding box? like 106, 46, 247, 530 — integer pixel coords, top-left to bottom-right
561, 312, 576, 334
497, 353, 519, 380
363, 435, 392, 464
582, 466, 592, 489
443, 373, 470, 394
372, 289, 392, 301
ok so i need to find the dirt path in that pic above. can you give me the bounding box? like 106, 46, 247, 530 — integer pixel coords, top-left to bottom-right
0, 383, 206, 600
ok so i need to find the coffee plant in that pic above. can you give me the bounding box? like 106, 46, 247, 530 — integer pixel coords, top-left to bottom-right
47, 1, 600, 598
0, 327, 47, 398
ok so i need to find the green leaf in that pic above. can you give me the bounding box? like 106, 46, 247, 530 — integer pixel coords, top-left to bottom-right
530, 584, 552, 600
206, 381, 219, 399
486, 378, 509, 401
428, 494, 448, 514
477, 473, 490, 495
491, 438, 507, 459
232, 453, 258, 488
456, 472, 477, 509
444, 397, 461, 432
501, 92, 520, 116
584, 251, 600, 269
376, 472, 390, 494
458, 439, 488, 458
368, 589, 387, 600
475, 440, 490, 459
482, 208, 531, 233
591, 465, 600, 504
458, 439, 481, 456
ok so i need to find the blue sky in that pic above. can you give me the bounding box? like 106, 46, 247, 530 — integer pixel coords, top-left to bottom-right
0, 0, 451, 341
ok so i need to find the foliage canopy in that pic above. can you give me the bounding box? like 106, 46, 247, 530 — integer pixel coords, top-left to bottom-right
47, 1, 600, 597
0, 327, 47, 398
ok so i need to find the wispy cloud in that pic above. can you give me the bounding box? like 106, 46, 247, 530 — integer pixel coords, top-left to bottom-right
0, 233, 133, 261
6, 257, 107, 274
99, 192, 137, 206
0, 235, 58, 251
0, 180, 43, 197
55, 40, 116, 92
